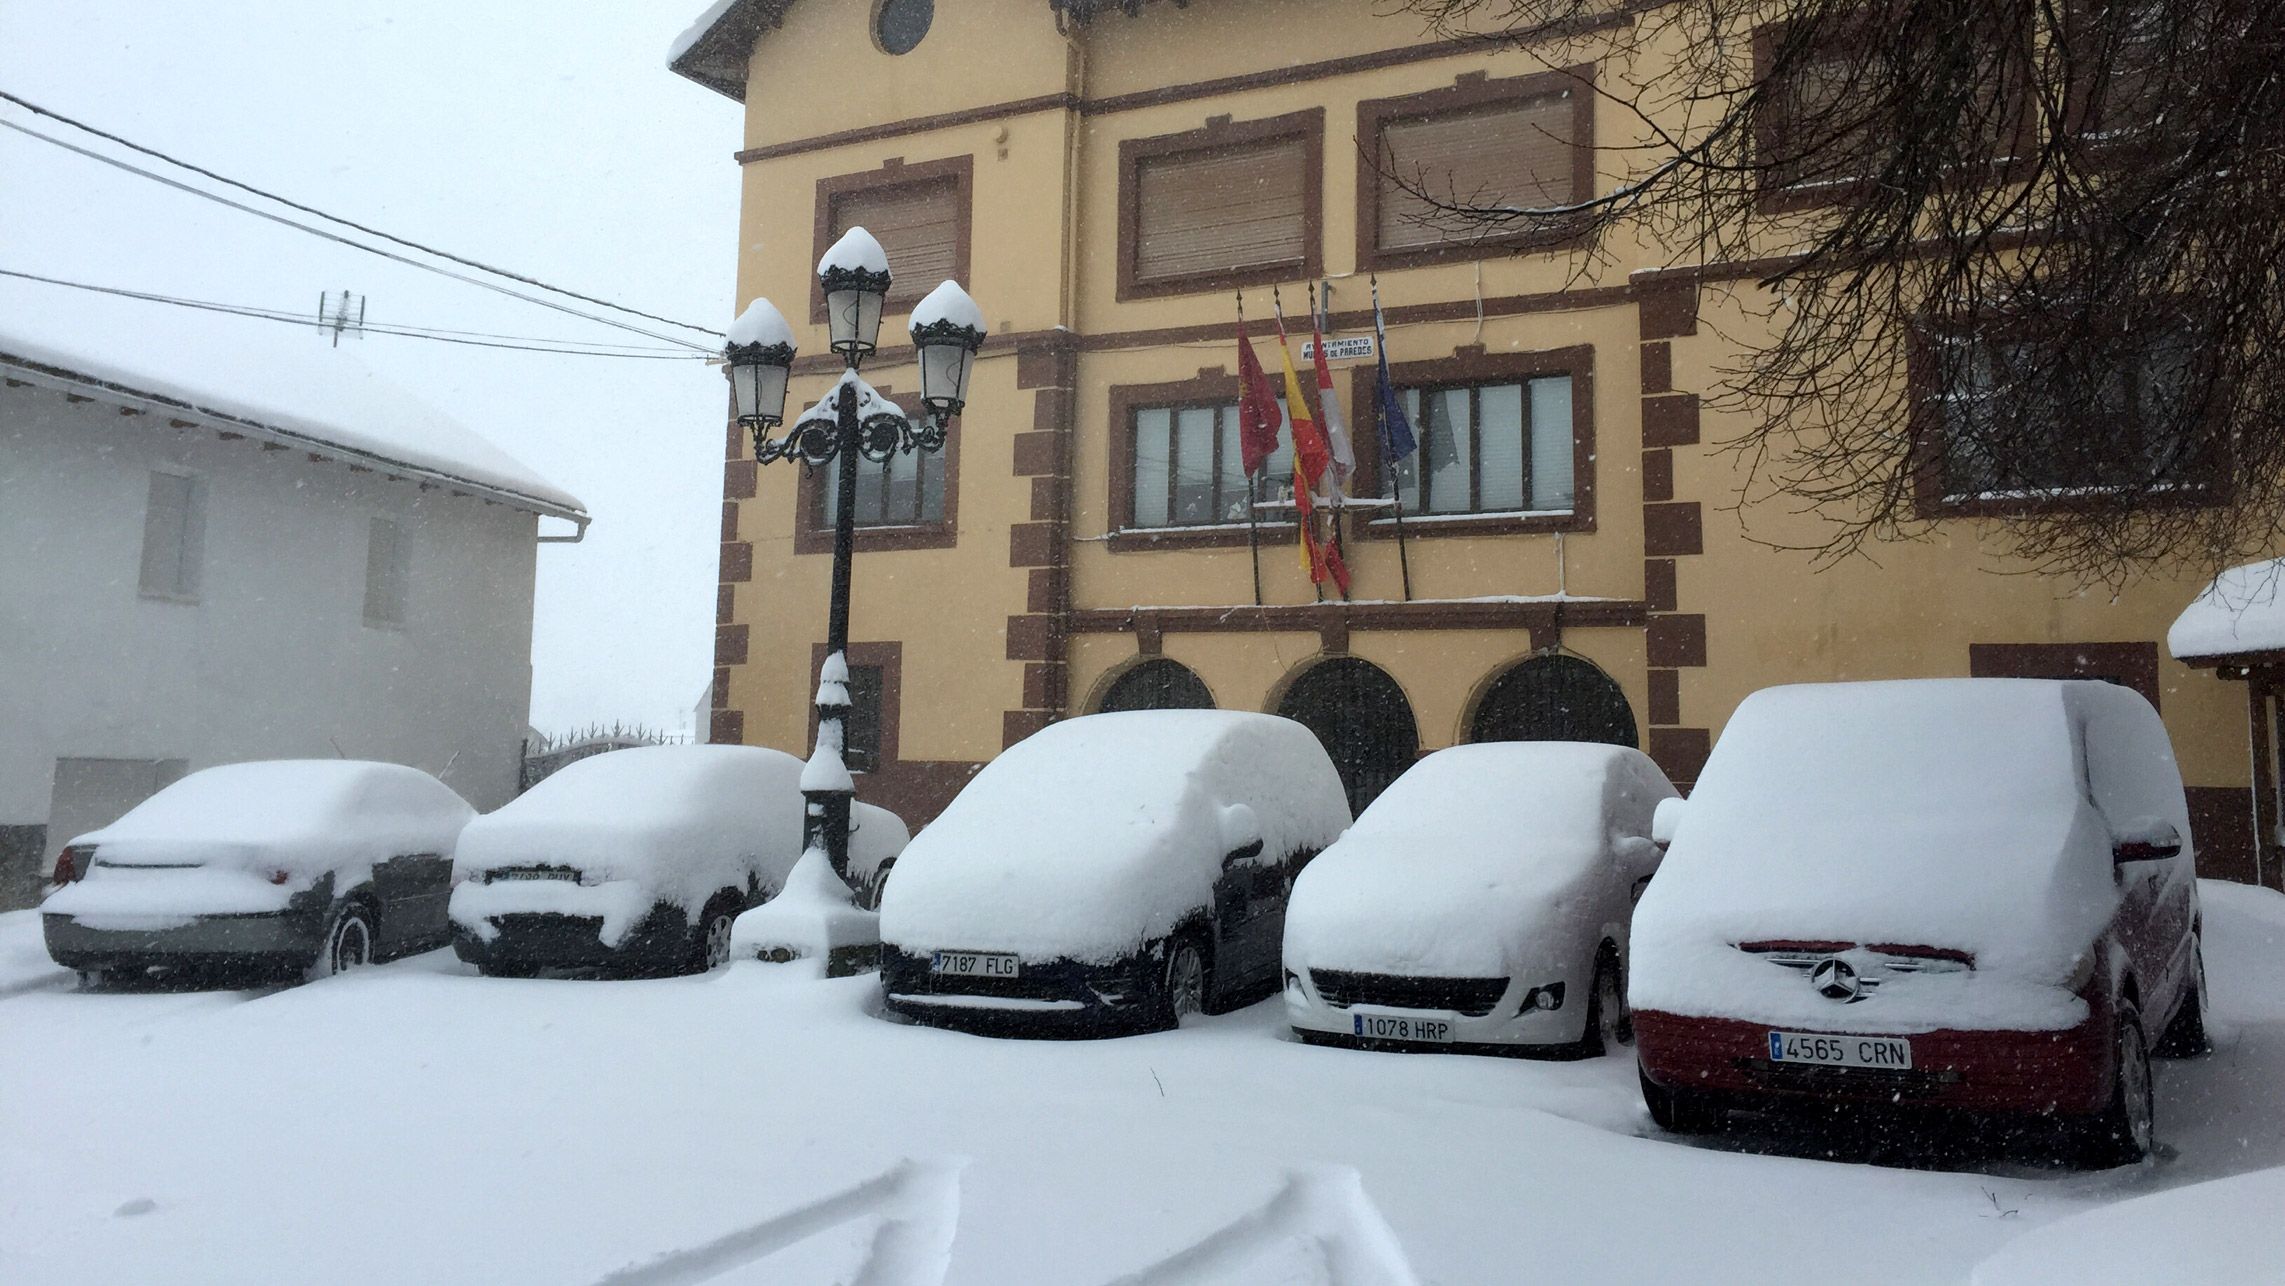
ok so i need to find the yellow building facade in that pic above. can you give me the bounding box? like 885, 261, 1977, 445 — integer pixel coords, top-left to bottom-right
678, 0, 2277, 889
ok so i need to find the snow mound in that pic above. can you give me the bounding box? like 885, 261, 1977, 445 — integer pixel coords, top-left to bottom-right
1970, 1166, 2285, 1285
731, 849, 876, 961
818, 227, 890, 277
1285, 743, 1674, 978
1631, 680, 2192, 1033
880, 711, 1351, 962
0, 321, 582, 516
910, 281, 984, 334
2170, 557, 2285, 660
848, 801, 911, 893
452, 745, 806, 945
727, 296, 794, 348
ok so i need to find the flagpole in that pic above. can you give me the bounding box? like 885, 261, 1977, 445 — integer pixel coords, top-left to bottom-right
1312, 281, 1350, 603
1372, 275, 1415, 602
1236, 290, 1264, 607
1273, 285, 1323, 604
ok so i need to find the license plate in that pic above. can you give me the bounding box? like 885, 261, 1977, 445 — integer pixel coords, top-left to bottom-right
1353, 1013, 1454, 1043
493, 868, 576, 882
931, 951, 1019, 978
1767, 1030, 1913, 1070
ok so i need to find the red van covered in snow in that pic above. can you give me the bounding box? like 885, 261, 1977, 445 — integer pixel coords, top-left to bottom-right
1629, 679, 2207, 1167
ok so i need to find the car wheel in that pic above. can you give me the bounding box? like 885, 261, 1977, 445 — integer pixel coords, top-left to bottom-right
2071, 1002, 2155, 1168
1641, 1068, 1720, 1135
76, 968, 110, 991
309, 904, 376, 981
2155, 936, 2212, 1058
1578, 947, 1631, 1058
688, 896, 738, 974
1161, 937, 1207, 1028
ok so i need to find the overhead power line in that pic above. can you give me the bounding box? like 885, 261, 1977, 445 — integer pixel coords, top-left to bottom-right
0, 267, 710, 361
0, 88, 722, 340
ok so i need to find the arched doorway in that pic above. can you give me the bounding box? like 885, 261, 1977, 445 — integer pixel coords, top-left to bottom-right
1095, 658, 1214, 713
1468, 654, 1638, 748
1275, 658, 1418, 816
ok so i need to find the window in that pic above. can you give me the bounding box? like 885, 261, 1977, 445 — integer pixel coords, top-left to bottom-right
1755, 29, 1884, 195
814, 156, 972, 316
817, 441, 947, 529
2075, 0, 2170, 137
872, 0, 933, 55
1385, 377, 1575, 516
138, 470, 203, 600
1920, 324, 2215, 511
364, 517, 409, 627
1126, 402, 1295, 529
1358, 70, 1594, 267
843, 664, 884, 773
1118, 110, 1322, 299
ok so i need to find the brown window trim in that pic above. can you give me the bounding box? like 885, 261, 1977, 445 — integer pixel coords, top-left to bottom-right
809, 641, 903, 771
2059, 0, 2182, 157
1355, 66, 1598, 272
1967, 641, 2161, 710
792, 384, 961, 554
810, 154, 975, 325
1750, 20, 2035, 214
1343, 344, 1596, 540
1105, 371, 1299, 553
1115, 109, 1324, 303
1905, 321, 2226, 521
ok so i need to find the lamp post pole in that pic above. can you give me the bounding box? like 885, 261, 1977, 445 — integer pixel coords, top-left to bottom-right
724, 232, 986, 890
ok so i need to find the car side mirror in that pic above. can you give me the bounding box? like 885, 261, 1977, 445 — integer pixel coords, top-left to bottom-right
2112, 815, 2182, 864
1219, 803, 1264, 867
1651, 797, 1687, 847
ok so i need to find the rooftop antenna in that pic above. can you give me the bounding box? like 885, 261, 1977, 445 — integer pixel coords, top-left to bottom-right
318, 289, 366, 346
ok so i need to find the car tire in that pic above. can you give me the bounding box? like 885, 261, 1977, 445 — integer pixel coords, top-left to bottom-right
1159, 935, 1208, 1030
687, 894, 739, 974
2155, 936, 2212, 1058
308, 903, 376, 981
76, 968, 110, 991
2070, 1002, 2155, 1168
1641, 1068, 1720, 1135
1577, 946, 1631, 1059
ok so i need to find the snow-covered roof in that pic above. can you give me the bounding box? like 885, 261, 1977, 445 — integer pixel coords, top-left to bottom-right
0, 323, 586, 522
2169, 557, 2285, 662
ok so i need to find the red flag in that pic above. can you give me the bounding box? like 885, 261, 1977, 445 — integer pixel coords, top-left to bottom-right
1234, 322, 1282, 478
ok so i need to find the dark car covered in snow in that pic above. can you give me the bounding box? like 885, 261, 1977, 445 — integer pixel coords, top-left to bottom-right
42, 760, 475, 984
878, 710, 1351, 1035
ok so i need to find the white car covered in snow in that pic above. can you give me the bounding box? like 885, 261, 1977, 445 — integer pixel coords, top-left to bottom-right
1632, 680, 2206, 1167
878, 710, 1352, 1034
1284, 742, 1676, 1057
42, 760, 476, 984
449, 745, 815, 977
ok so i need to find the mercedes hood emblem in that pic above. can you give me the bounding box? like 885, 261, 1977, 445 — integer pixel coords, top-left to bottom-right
1811, 957, 1864, 1002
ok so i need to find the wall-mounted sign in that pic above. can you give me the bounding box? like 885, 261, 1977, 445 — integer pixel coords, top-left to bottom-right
1300, 335, 1376, 363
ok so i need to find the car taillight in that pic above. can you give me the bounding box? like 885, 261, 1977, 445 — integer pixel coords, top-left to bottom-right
52, 845, 94, 884
265, 869, 291, 886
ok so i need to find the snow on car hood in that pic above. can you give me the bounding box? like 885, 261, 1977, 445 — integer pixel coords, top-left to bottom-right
880, 711, 1350, 963
1630, 681, 2135, 1033
1285, 744, 1669, 978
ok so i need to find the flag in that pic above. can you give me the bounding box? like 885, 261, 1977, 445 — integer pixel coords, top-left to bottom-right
1234, 320, 1282, 478
1371, 288, 1417, 466
1310, 313, 1356, 495
1276, 316, 1350, 596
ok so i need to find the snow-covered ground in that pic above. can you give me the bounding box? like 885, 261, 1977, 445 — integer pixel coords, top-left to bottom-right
4, 880, 2281, 1284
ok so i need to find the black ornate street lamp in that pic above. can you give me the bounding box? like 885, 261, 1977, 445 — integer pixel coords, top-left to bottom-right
726, 228, 985, 886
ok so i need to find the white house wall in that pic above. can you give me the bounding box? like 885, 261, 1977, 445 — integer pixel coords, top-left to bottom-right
0, 382, 540, 896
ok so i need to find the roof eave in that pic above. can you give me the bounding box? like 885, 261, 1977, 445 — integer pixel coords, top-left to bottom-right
668, 0, 796, 104
0, 349, 590, 528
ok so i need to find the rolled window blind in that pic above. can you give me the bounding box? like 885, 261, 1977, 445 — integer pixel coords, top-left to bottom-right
1134, 136, 1307, 283
832, 177, 960, 305
1378, 93, 1577, 252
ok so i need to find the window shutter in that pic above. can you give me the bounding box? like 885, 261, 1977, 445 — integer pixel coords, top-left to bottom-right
1378, 94, 1578, 252
832, 177, 960, 306
1134, 136, 1308, 284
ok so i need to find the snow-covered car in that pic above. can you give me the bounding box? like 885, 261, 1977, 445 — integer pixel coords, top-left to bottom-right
1631, 679, 2207, 1166
449, 745, 809, 977
878, 710, 1352, 1034
1283, 742, 1676, 1057
42, 760, 475, 984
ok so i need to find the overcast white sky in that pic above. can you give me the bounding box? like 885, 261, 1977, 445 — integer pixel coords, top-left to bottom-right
0, 1, 741, 736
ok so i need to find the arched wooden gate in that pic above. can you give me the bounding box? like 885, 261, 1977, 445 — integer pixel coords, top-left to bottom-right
1468, 654, 1638, 748
1095, 658, 1214, 713
1275, 658, 1419, 816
